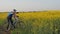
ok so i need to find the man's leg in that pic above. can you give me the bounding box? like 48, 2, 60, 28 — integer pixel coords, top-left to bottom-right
7, 18, 10, 31
10, 19, 15, 28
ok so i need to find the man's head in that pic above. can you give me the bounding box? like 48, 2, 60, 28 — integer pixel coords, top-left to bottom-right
13, 9, 17, 12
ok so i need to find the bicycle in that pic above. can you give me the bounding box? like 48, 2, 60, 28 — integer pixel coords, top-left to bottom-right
3, 16, 25, 31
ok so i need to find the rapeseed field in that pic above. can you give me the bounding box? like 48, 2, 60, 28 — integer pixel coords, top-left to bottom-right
0, 11, 60, 34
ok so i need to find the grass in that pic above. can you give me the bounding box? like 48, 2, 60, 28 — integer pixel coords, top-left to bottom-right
0, 11, 60, 34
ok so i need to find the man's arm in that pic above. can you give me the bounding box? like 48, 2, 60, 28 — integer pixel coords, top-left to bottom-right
13, 12, 17, 20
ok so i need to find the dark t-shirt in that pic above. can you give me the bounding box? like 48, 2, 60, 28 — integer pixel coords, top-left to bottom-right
8, 14, 13, 18
8, 12, 13, 19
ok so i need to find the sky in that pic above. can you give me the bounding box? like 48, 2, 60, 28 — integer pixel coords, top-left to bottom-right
0, 0, 60, 12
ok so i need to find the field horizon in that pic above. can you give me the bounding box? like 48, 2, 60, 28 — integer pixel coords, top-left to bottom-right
0, 10, 60, 12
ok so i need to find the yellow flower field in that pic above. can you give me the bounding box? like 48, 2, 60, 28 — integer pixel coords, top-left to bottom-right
0, 11, 60, 19
0, 11, 60, 34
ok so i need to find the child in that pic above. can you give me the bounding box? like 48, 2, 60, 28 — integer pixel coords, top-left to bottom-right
13, 15, 19, 26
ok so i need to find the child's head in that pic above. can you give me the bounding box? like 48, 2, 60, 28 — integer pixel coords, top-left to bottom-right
16, 12, 19, 14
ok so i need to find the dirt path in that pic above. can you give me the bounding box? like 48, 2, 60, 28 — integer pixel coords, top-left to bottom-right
0, 25, 11, 34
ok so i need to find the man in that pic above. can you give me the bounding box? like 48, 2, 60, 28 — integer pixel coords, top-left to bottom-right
7, 9, 17, 31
